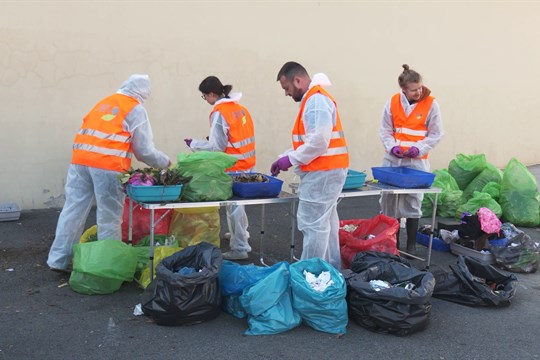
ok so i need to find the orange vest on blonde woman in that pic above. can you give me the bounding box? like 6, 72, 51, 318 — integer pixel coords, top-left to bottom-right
211, 102, 256, 171
390, 93, 434, 160
292, 85, 349, 171
71, 93, 138, 172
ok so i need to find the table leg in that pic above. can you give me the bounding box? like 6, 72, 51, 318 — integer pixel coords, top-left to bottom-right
150, 209, 155, 280
290, 198, 300, 262
426, 192, 439, 269
259, 204, 271, 266
128, 198, 133, 245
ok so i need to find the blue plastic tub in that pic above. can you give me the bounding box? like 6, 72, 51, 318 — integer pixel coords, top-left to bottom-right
371, 166, 435, 188
416, 232, 451, 252
127, 184, 183, 202
230, 173, 283, 198
343, 170, 367, 190
489, 237, 508, 247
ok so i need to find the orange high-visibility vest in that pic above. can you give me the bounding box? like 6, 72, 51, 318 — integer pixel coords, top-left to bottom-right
211, 102, 256, 171
71, 93, 138, 172
292, 85, 349, 171
390, 93, 434, 160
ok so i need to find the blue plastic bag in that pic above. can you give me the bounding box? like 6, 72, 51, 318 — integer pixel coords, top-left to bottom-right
220, 260, 285, 296
239, 262, 301, 335
290, 258, 348, 334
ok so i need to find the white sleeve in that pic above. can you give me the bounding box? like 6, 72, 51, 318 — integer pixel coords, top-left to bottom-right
415, 99, 444, 156
288, 94, 334, 166
124, 104, 170, 168
379, 99, 398, 152
190, 111, 229, 152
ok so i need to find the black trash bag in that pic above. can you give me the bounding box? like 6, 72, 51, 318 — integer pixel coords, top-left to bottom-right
350, 251, 411, 274
345, 260, 435, 336
142, 242, 222, 326
490, 232, 539, 274
431, 255, 517, 307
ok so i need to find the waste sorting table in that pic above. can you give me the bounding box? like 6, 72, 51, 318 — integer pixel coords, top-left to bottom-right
127, 183, 441, 279
127, 192, 297, 279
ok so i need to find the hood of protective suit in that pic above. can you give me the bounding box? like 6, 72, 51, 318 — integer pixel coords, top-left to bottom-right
117, 74, 151, 104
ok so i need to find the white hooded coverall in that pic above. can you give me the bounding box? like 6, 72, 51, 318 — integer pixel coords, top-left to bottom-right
189, 93, 252, 253
47, 74, 170, 270
281, 74, 348, 269
379, 91, 444, 218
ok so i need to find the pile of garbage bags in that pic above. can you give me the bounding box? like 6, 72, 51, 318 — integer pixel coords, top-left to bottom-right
220, 257, 348, 335
422, 154, 540, 227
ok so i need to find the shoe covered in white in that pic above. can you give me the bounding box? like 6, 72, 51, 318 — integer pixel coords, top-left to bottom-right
223, 232, 232, 240
222, 250, 248, 260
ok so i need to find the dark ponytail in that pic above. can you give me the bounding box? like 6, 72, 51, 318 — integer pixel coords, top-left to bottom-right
199, 76, 233, 97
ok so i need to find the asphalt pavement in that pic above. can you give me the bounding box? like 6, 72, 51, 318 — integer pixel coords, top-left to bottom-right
1, 168, 540, 360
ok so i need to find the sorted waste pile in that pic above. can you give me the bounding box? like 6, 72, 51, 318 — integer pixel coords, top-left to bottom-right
422, 154, 540, 227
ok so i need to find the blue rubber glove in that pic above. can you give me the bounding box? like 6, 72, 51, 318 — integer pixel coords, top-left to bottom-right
270, 156, 292, 176
184, 138, 192, 147
404, 146, 420, 158
391, 146, 404, 158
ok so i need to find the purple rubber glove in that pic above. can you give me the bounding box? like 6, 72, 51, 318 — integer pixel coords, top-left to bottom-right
404, 146, 420, 158
184, 138, 192, 147
391, 146, 404, 158
270, 156, 292, 176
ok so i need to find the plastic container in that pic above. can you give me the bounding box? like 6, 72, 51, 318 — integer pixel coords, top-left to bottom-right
343, 170, 367, 190
0, 202, 21, 222
450, 242, 495, 264
371, 166, 435, 188
416, 232, 451, 252
126, 184, 183, 203
488, 237, 508, 247
230, 173, 283, 198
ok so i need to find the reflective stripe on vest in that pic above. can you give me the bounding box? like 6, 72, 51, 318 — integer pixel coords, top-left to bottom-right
71, 93, 138, 172
292, 85, 349, 171
211, 102, 256, 171
390, 93, 434, 160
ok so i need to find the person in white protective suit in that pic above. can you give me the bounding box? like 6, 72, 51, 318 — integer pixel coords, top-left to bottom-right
184, 76, 257, 260
271, 62, 349, 269
379, 64, 444, 256
47, 74, 171, 272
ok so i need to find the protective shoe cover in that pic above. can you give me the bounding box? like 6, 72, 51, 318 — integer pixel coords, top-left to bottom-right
142, 242, 222, 326
222, 250, 248, 260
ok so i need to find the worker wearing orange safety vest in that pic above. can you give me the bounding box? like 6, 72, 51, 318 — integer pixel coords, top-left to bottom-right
272, 62, 349, 269
48, 74, 171, 272
185, 76, 256, 260
379, 65, 444, 256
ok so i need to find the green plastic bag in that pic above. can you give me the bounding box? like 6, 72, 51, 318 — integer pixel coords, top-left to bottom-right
462, 164, 503, 201
482, 182, 501, 202
69, 240, 138, 295
448, 154, 487, 190
422, 169, 464, 218
455, 191, 502, 219
499, 158, 540, 227
177, 151, 237, 201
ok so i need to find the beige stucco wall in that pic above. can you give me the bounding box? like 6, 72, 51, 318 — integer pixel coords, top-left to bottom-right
1, 1, 539, 210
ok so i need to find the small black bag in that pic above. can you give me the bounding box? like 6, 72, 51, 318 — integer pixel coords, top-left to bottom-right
345, 256, 435, 336
142, 242, 222, 326
431, 255, 518, 307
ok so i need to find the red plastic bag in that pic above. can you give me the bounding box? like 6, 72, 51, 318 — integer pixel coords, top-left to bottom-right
339, 214, 399, 269
121, 198, 172, 245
